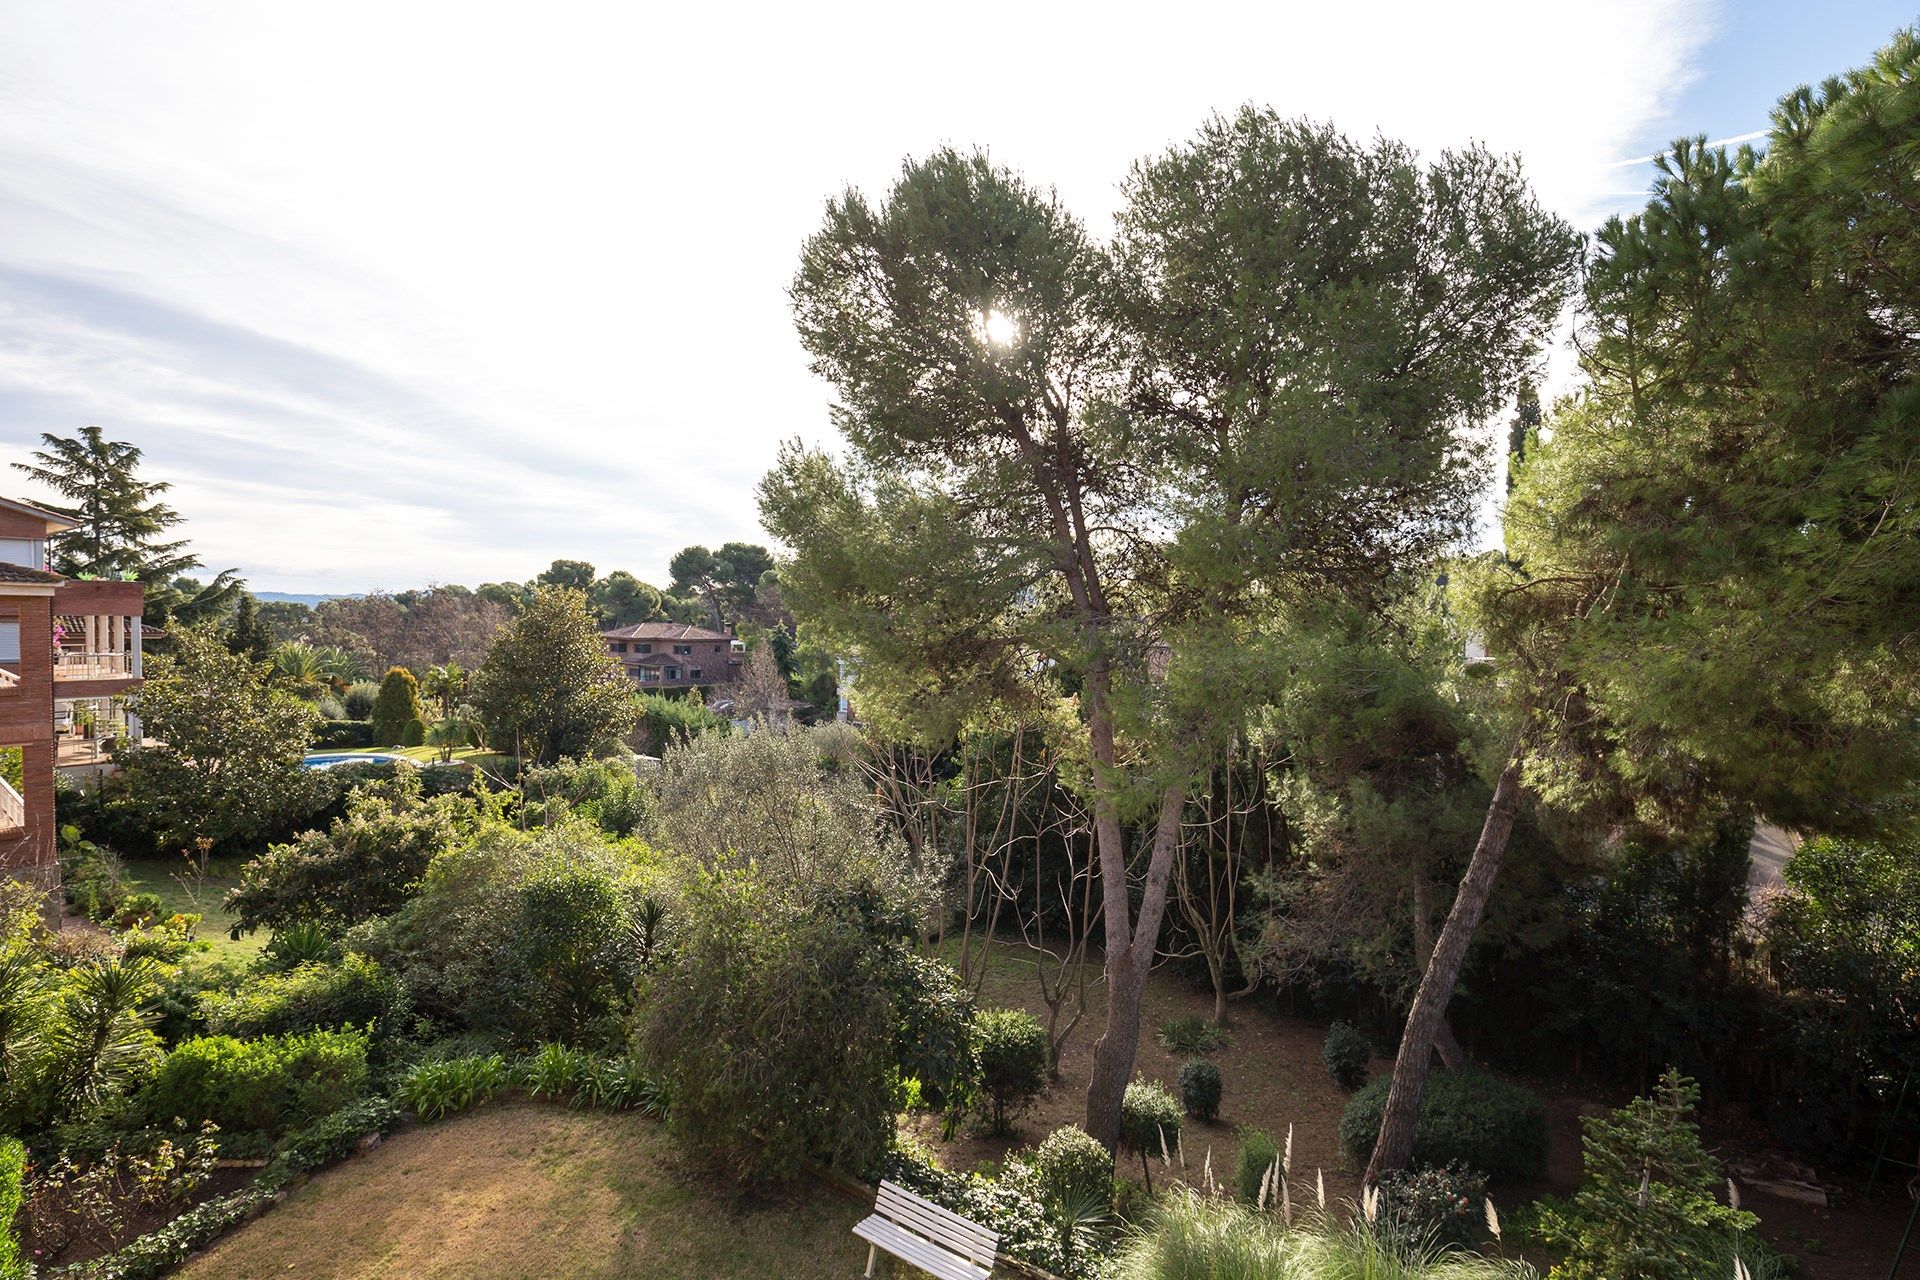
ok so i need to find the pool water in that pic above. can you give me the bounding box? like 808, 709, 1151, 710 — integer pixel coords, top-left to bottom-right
301, 752, 416, 769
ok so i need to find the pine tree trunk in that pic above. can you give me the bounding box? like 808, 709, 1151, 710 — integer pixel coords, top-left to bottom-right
1412, 880, 1467, 1069
1364, 754, 1525, 1184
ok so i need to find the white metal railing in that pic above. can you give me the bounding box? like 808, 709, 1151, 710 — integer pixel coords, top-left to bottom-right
0, 666, 17, 689
53, 650, 135, 679
0, 777, 23, 831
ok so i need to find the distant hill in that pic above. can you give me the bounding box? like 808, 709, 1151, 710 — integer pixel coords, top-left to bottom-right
253, 591, 355, 608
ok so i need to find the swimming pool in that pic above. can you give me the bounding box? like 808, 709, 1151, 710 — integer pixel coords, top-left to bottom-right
301, 752, 416, 770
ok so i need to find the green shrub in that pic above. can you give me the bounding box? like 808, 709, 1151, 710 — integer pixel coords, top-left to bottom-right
1178, 1060, 1222, 1122
314, 719, 376, 748
342, 681, 381, 720
0, 1137, 25, 1280
1234, 1127, 1278, 1205
1029, 1125, 1113, 1211
1322, 1020, 1371, 1091
886, 951, 976, 1114
263, 921, 340, 970
369, 667, 424, 745
141, 1029, 369, 1140
1120, 1080, 1183, 1189
576, 1054, 667, 1115
199, 953, 407, 1043
520, 757, 657, 837
518, 1041, 590, 1099
636, 874, 898, 1183
974, 1007, 1049, 1135
399, 717, 427, 747
269, 1096, 402, 1177
1538, 1070, 1771, 1280
882, 1147, 1105, 1279
1375, 1161, 1488, 1250
1339, 1069, 1546, 1184
1157, 1015, 1227, 1055
398, 1053, 511, 1121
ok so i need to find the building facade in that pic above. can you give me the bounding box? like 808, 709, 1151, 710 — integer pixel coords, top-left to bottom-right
0, 497, 144, 904
602, 621, 742, 690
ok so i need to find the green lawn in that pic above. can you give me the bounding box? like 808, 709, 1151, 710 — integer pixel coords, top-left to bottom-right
178, 1104, 874, 1280
122, 856, 264, 962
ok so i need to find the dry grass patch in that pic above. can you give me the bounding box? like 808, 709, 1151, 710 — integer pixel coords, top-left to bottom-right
179, 1104, 864, 1280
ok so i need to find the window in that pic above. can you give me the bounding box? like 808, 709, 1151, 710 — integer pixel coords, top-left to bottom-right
690, 668, 702, 680
638, 643, 653, 653
673, 644, 693, 655
612, 642, 626, 653
712, 644, 723, 653
665, 666, 681, 680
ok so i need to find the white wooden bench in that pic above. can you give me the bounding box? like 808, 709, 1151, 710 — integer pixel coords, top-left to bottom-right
853, 1180, 998, 1280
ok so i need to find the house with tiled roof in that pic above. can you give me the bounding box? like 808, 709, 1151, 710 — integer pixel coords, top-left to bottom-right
602, 621, 743, 691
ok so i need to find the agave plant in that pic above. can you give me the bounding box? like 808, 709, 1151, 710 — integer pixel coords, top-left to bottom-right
271, 641, 330, 701
314, 646, 366, 693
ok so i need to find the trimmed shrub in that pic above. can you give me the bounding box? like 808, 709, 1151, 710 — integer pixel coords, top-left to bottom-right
1235, 1127, 1277, 1204
1375, 1161, 1488, 1249
369, 667, 424, 745
141, 1029, 369, 1141
1157, 1015, 1227, 1055
1339, 1069, 1547, 1184
199, 953, 408, 1043
0, 1137, 24, 1280
399, 717, 427, 747
313, 719, 376, 748
974, 1007, 1049, 1135
1178, 1060, 1222, 1122
1323, 1020, 1371, 1092
1120, 1080, 1183, 1188
1029, 1125, 1113, 1211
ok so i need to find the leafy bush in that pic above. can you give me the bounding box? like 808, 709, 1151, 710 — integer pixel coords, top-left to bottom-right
637, 872, 898, 1183
397, 1053, 510, 1121
882, 1147, 1110, 1279
1538, 1070, 1769, 1280
633, 691, 727, 755
886, 951, 976, 1112
313, 719, 374, 748
226, 772, 466, 934
140, 1029, 369, 1140
1339, 1069, 1546, 1184
1375, 1161, 1488, 1250
518, 1041, 590, 1100
1, 1137, 25, 1280
349, 823, 650, 1049
520, 757, 657, 837
1157, 1015, 1228, 1055
198, 953, 407, 1043
1235, 1127, 1278, 1204
974, 1007, 1049, 1135
51, 1183, 275, 1280
341, 682, 381, 721
1322, 1020, 1370, 1091
1029, 1125, 1113, 1211
1120, 1080, 1183, 1187
1179, 1060, 1222, 1121
269, 1096, 402, 1176
399, 717, 427, 747
262, 921, 339, 971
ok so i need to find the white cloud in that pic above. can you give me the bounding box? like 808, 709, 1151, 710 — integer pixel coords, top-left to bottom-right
0, 0, 1719, 590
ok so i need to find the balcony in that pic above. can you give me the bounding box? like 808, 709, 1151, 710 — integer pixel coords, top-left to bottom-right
0, 776, 22, 834
53, 650, 135, 681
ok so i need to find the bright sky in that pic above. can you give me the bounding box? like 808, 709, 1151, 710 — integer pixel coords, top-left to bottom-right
0, 0, 1910, 593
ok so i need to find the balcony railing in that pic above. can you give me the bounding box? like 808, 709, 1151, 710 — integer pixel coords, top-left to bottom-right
0, 777, 23, 832
54, 650, 135, 680
0, 667, 17, 690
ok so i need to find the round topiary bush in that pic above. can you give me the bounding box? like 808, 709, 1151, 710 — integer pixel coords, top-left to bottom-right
1234, 1126, 1278, 1204
1338, 1069, 1547, 1184
1028, 1124, 1113, 1210
974, 1007, 1049, 1135
1178, 1059, 1222, 1122
1322, 1020, 1370, 1092
400, 716, 427, 747
1120, 1079, 1183, 1159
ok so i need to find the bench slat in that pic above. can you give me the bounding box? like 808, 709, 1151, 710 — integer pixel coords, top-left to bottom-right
876, 1181, 998, 1248
855, 1217, 991, 1280
874, 1182, 997, 1262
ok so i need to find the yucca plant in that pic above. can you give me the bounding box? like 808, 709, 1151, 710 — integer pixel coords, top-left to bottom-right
48, 954, 161, 1109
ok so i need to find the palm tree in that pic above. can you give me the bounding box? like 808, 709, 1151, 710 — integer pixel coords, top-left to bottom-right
313, 646, 365, 694
271, 641, 329, 701
421, 662, 468, 717
50, 955, 160, 1109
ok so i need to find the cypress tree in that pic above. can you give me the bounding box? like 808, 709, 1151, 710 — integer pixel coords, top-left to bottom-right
369, 667, 424, 746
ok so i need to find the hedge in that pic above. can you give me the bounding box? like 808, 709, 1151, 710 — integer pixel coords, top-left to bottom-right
1338, 1068, 1547, 1183
1, 1138, 26, 1280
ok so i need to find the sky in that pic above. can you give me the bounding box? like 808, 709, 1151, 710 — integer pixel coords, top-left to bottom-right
0, 1, 1911, 594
